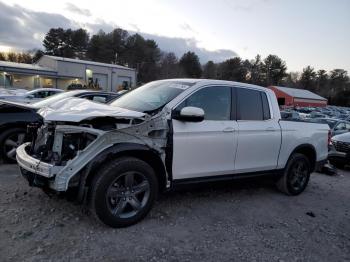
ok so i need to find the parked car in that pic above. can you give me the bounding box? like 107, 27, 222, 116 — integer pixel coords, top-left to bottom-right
66, 83, 84, 90
16, 79, 329, 227
0, 88, 63, 104
0, 90, 121, 162
308, 118, 350, 136
328, 132, 350, 168
0, 87, 28, 95
310, 111, 328, 118
280, 110, 300, 120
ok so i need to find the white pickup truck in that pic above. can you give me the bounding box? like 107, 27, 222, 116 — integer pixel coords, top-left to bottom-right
16, 79, 329, 227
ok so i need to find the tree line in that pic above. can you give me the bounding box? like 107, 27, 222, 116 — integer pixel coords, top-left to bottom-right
0, 27, 349, 106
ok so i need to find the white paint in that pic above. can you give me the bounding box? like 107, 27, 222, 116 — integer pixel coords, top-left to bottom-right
38, 97, 145, 122
172, 119, 238, 179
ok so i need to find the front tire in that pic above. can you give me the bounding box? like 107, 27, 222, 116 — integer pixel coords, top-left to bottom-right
276, 153, 311, 195
90, 157, 158, 228
0, 128, 27, 163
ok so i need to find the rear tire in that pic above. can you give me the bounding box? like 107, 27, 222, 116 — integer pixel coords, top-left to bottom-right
0, 128, 27, 163
90, 157, 158, 228
276, 153, 311, 195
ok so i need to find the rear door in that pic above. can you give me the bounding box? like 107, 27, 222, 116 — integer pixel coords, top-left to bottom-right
235, 88, 281, 173
172, 85, 238, 179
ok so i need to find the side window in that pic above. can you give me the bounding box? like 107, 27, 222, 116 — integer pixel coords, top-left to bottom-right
261, 92, 271, 120
49, 91, 59, 96
92, 96, 107, 103
32, 91, 47, 98
177, 86, 231, 120
345, 123, 350, 130
237, 88, 267, 120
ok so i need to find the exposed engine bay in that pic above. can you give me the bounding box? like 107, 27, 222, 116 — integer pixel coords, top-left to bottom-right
17, 109, 170, 192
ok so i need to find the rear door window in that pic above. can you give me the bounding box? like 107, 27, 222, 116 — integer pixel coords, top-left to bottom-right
237, 88, 266, 120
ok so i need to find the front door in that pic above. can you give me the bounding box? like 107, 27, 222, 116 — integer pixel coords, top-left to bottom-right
172, 86, 238, 180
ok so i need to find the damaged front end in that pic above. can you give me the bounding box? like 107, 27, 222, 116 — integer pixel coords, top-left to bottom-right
16, 110, 170, 193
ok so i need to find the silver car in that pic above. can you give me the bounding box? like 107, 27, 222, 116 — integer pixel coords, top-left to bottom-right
329, 132, 350, 168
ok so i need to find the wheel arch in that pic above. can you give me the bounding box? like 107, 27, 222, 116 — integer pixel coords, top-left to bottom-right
82, 142, 167, 194
287, 144, 317, 172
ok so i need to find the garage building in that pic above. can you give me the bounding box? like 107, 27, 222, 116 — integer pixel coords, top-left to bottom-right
269, 86, 327, 107
0, 55, 136, 92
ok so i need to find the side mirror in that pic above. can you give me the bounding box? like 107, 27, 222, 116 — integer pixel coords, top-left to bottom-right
173, 106, 205, 122
27, 95, 35, 99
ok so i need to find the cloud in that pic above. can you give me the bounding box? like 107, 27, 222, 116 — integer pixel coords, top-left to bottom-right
0, 2, 237, 63
139, 33, 237, 63
65, 3, 92, 17
223, 0, 272, 12
179, 23, 195, 33
0, 2, 73, 50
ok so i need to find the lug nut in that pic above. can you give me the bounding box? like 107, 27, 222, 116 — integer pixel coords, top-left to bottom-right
123, 198, 126, 201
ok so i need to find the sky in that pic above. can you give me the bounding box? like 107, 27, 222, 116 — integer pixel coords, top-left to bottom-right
0, 0, 349, 72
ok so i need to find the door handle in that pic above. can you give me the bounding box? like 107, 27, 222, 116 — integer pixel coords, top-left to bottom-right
265, 127, 275, 131
222, 127, 235, 133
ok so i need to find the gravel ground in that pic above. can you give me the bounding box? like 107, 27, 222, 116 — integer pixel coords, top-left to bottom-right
0, 164, 349, 262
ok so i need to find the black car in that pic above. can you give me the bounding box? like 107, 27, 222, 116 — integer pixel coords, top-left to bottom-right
0, 90, 121, 162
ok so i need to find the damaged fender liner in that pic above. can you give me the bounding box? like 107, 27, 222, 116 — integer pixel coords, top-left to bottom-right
16, 111, 171, 192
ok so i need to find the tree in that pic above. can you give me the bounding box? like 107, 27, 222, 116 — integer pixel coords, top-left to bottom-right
71, 28, 89, 59
316, 69, 328, 94
202, 61, 217, 79
217, 57, 247, 82
248, 55, 264, 85
87, 30, 115, 63
329, 69, 349, 100
0, 52, 6, 61
110, 28, 129, 64
284, 72, 300, 88
43, 28, 69, 57
300, 66, 317, 91
262, 55, 287, 86
159, 52, 180, 79
6, 52, 18, 62
179, 51, 202, 78
32, 49, 44, 63
43, 28, 89, 58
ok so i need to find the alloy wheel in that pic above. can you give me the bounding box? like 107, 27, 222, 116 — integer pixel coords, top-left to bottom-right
289, 161, 308, 191
4, 132, 25, 160
106, 171, 150, 219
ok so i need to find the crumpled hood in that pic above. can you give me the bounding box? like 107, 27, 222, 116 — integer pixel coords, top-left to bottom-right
332, 132, 350, 143
38, 97, 146, 122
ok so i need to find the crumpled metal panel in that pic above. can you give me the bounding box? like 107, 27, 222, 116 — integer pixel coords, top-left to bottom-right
47, 111, 169, 191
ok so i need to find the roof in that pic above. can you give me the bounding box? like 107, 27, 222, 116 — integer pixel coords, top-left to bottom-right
43, 55, 135, 71
156, 78, 268, 92
271, 86, 327, 101
0, 60, 55, 72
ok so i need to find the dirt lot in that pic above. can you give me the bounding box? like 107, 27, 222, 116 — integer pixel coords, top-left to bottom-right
0, 164, 349, 262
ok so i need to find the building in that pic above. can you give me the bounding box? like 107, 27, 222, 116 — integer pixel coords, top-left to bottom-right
0, 55, 136, 92
269, 86, 327, 107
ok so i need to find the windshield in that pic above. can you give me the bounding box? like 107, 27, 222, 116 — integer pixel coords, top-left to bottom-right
32, 91, 79, 108
110, 81, 194, 113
